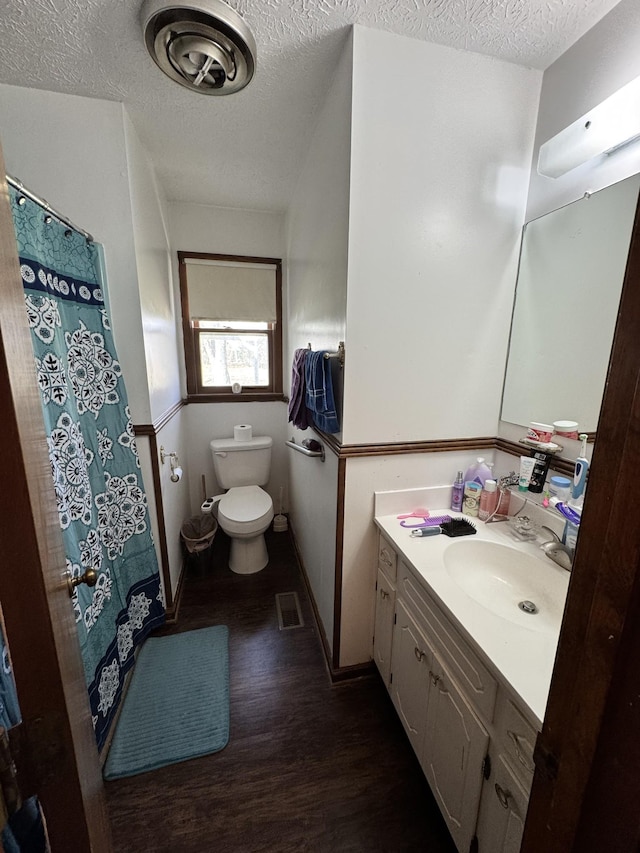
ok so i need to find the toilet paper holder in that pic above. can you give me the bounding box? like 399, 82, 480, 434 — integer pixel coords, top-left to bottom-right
160, 446, 183, 482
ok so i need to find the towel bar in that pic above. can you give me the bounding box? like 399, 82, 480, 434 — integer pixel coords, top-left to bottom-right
285, 439, 325, 462
306, 341, 345, 366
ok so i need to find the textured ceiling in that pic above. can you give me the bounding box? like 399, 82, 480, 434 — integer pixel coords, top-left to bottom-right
0, 0, 623, 212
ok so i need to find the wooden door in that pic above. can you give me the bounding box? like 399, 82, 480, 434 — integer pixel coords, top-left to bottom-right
0, 152, 112, 850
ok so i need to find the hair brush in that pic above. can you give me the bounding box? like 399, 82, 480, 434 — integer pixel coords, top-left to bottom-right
439, 518, 477, 537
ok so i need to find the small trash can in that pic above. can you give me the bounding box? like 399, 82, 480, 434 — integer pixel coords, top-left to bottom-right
180, 514, 218, 556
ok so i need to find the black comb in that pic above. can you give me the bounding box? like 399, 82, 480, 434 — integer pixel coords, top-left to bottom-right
440, 518, 477, 537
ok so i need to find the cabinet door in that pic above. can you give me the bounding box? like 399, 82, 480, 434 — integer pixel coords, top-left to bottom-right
373, 567, 396, 685
422, 654, 489, 853
390, 599, 432, 758
475, 754, 528, 853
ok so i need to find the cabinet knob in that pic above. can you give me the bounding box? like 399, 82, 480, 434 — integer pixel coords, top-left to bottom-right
380, 588, 389, 600
495, 783, 512, 810
414, 646, 426, 662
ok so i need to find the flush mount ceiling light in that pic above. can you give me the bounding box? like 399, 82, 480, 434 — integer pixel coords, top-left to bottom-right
140, 0, 256, 95
538, 75, 640, 178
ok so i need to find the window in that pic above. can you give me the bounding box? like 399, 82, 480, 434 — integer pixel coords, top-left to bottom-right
178, 252, 283, 400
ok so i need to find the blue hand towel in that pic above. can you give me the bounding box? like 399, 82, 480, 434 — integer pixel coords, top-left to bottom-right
305, 350, 340, 434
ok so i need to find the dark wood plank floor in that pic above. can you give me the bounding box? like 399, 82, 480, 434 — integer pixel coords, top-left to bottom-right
105, 527, 457, 853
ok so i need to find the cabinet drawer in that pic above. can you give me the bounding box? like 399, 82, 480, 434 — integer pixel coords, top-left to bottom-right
496, 693, 537, 790
378, 533, 397, 582
398, 561, 497, 723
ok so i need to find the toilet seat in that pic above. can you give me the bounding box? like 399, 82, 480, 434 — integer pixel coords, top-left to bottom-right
218, 486, 273, 534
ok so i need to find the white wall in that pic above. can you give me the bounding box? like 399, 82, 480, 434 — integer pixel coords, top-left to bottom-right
284, 32, 354, 656
121, 115, 194, 598
499, 0, 640, 446
333, 28, 541, 666
123, 112, 182, 422
155, 408, 192, 596
344, 27, 541, 446
0, 85, 152, 425
167, 201, 288, 515
341, 448, 518, 666
285, 31, 351, 413
186, 402, 288, 515
526, 0, 640, 222
0, 85, 192, 600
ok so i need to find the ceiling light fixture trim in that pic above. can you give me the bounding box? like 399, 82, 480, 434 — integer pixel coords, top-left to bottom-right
140, 0, 256, 95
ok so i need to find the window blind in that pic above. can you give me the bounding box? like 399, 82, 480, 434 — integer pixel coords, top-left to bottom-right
184, 260, 277, 322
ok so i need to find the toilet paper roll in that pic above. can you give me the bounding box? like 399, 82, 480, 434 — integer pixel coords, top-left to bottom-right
234, 424, 252, 442
170, 465, 183, 483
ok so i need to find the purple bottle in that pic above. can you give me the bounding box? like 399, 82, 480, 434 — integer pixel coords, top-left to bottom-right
451, 471, 464, 512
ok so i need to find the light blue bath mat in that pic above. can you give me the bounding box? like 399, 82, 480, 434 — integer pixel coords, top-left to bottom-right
103, 625, 229, 780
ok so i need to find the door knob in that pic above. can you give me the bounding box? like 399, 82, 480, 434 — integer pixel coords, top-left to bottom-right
66, 568, 98, 596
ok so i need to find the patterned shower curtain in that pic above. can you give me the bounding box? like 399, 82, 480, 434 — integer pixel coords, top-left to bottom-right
10, 188, 165, 750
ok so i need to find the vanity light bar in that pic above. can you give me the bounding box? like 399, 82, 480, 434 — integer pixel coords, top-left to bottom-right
538, 75, 640, 178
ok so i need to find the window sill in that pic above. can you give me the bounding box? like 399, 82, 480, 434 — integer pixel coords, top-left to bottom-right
186, 392, 286, 404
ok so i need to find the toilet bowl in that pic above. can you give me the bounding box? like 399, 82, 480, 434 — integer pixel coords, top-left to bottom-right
217, 485, 274, 574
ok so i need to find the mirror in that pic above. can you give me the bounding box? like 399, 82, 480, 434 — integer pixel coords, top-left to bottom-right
501, 173, 640, 433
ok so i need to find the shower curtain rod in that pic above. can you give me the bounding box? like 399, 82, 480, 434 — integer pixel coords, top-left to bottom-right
5, 174, 94, 242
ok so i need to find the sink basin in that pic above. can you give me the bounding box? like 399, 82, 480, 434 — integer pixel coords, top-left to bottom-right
442, 539, 568, 633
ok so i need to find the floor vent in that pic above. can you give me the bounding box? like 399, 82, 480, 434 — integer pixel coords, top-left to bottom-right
275, 592, 304, 630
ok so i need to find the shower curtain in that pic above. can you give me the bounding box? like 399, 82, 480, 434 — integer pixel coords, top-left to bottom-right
9, 187, 165, 750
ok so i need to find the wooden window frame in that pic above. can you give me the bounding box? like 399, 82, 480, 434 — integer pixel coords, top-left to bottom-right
178, 251, 284, 402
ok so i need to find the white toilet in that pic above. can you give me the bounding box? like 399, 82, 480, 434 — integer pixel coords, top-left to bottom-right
209, 435, 274, 574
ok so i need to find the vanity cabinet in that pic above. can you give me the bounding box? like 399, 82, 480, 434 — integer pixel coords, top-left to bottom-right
373, 566, 396, 685
373, 534, 397, 686
474, 754, 528, 853
389, 599, 432, 756
373, 531, 540, 853
474, 692, 536, 853
422, 652, 489, 852
390, 559, 489, 853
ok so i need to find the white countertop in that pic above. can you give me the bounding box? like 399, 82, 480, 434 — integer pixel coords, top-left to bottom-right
374, 509, 570, 727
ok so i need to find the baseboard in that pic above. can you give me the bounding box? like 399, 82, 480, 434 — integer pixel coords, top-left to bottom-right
289, 521, 374, 684
163, 555, 187, 624
327, 661, 376, 682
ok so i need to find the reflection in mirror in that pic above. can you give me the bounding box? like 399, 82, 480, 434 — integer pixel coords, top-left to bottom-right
501, 174, 640, 433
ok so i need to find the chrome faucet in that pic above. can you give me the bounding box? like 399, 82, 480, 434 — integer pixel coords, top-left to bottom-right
539, 526, 573, 572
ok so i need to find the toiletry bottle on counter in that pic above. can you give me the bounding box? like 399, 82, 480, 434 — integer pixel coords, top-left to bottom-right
451, 471, 464, 512
478, 479, 498, 522
464, 457, 493, 487
463, 481, 482, 517
528, 450, 552, 494
549, 476, 571, 501
496, 484, 511, 517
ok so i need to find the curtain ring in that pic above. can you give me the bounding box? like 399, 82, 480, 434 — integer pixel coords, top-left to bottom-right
17, 196, 26, 206
44, 215, 52, 224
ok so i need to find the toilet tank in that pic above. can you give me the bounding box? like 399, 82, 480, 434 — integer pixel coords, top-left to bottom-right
210, 435, 272, 488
